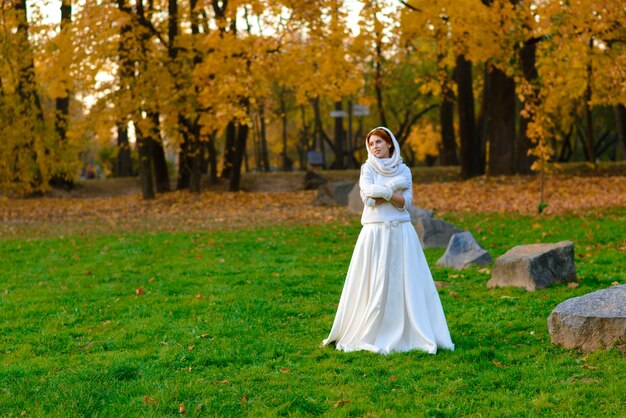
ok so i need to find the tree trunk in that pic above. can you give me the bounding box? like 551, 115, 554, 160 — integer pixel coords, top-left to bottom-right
374, 32, 387, 127
188, 124, 203, 193
229, 113, 250, 190
148, 112, 170, 192
13, 0, 43, 190
583, 38, 596, 163
116, 0, 134, 177
259, 104, 270, 172
476, 65, 490, 173
134, 126, 155, 199
116, 122, 133, 176
332, 100, 345, 169
439, 81, 458, 166
486, 66, 516, 176
222, 121, 236, 178
207, 133, 218, 184
54, 0, 71, 139
455, 55, 482, 178
138, 141, 155, 199
281, 91, 290, 170
15, 0, 43, 122
613, 104, 626, 160
54, 0, 71, 143
312, 97, 327, 169
516, 39, 538, 174
300, 104, 310, 170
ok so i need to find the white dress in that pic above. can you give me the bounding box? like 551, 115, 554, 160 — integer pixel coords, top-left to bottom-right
322, 163, 454, 355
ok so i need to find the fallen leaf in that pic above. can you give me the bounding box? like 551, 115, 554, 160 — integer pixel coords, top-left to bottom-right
179, 402, 185, 414
143, 396, 157, 404
78, 342, 94, 351
389, 375, 397, 381
568, 282, 579, 288
333, 399, 350, 408
280, 368, 290, 373
149, 277, 156, 283
188, 346, 194, 351
571, 377, 599, 383
195, 293, 204, 299
135, 287, 144, 296
449, 291, 459, 298
434, 281, 449, 289
492, 360, 506, 368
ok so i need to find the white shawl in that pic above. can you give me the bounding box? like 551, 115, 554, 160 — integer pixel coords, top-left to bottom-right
365, 126, 403, 177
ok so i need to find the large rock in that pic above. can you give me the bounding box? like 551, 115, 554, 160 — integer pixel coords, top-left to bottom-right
488, 241, 576, 291
436, 232, 492, 269
314, 181, 355, 206
547, 284, 626, 351
414, 218, 463, 249
304, 170, 327, 190
408, 206, 434, 223
347, 183, 364, 214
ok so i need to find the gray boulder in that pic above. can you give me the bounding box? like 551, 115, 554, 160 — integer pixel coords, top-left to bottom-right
304, 170, 327, 190
414, 218, 463, 249
436, 232, 492, 269
547, 284, 626, 351
314, 181, 355, 206
488, 241, 576, 291
347, 183, 364, 214
408, 206, 434, 223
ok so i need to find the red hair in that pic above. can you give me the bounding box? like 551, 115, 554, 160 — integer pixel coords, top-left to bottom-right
366, 128, 394, 156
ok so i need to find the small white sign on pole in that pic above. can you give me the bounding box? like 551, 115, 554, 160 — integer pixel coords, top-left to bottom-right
353, 104, 370, 117
330, 110, 347, 118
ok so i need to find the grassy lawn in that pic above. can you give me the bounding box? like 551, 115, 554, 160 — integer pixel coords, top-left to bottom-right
1, 208, 625, 416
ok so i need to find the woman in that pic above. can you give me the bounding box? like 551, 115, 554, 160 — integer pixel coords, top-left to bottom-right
322, 127, 454, 354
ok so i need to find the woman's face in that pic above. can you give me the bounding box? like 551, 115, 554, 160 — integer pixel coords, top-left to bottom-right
368, 135, 391, 158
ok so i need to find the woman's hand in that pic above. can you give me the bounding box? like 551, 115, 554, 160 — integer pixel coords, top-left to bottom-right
373, 192, 405, 208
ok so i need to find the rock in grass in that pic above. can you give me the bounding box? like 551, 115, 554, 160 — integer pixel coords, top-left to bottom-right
414, 218, 463, 249
547, 284, 626, 351
436, 232, 492, 269
488, 241, 576, 291
408, 206, 434, 223
314, 181, 355, 206
304, 170, 327, 190
347, 183, 364, 214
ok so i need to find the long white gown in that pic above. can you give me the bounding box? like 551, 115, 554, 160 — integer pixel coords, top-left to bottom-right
322, 126, 454, 355
322, 221, 455, 354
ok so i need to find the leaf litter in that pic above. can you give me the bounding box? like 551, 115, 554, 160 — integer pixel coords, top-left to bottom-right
1, 175, 624, 238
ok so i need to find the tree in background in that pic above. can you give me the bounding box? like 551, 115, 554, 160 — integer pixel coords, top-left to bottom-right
1, 0, 624, 197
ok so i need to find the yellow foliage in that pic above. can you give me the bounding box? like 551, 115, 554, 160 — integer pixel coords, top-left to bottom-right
406, 122, 441, 161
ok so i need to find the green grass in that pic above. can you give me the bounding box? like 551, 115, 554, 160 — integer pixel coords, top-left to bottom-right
1, 208, 625, 416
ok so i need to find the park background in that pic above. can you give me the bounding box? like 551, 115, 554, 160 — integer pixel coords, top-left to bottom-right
1, 0, 625, 416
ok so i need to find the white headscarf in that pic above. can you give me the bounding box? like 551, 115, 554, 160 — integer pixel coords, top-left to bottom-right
365, 126, 403, 176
